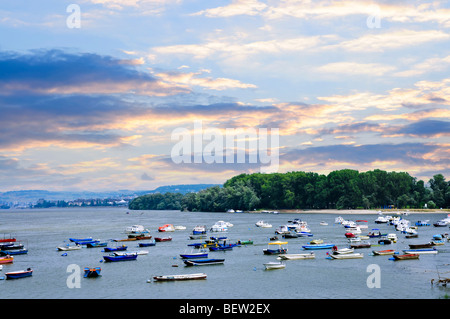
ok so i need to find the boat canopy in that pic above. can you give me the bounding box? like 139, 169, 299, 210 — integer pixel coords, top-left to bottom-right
269, 241, 288, 245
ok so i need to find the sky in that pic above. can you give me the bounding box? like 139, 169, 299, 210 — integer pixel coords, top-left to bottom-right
0, 0, 449, 192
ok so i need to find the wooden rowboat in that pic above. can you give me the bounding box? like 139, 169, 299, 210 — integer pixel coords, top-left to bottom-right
393, 254, 419, 260
0, 255, 13, 264
372, 249, 396, 256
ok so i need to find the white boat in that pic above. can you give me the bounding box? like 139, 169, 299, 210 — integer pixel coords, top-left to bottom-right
151, 273, 207, 282
278, 253, 315, 260
332, 248, 354, 255
387, 233, 398, 243
320, 221, 328, 226
0, 265, 3, 271
125, 225, 150, 237
402, 248, 438, 255
375, 215, 389, 224
210, 221, 231, 232
346, 226, 361, 234
287, 219, 311, 233
329, 253, 364, 259
256, 220, 272, 228
226, 209, 235, 213
174, 225, 186, 230
275, 225, 290, 234
335, 216, 344, 224
56, 244, 82, 251
158, 224, 175, 232
356, 220, 368, 229
263, 261, 286, 270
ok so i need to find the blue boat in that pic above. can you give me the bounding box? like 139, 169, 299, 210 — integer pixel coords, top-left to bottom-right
184, 258, 225, 266
84, 267, 102, 278
139, 242, 156, 247
0, 249, 28, 256
69, 237, 92, 242
104, 245, 127, 252
302, 243, 335, 250
180, 252, 208, 259
263, 241, 288, 255
5, 268, 33, 279
86, 242, 107, 248
74, 239, 99, 245
103, 253, 137, 262
209, 245, 233, 251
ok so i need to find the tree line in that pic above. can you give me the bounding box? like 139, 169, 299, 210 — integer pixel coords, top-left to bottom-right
128, 169, 450, 211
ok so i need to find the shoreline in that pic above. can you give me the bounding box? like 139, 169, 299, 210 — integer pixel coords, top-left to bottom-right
252, 209, 450, 215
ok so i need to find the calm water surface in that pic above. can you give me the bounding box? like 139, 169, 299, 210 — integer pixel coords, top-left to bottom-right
0, 207, 449, 299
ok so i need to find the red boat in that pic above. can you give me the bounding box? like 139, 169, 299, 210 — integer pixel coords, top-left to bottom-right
0, 255, 14, 264
155, 237, 172, 242
393, 254, 419, 260
345, 232, 356, 238
0, 236, 16, 243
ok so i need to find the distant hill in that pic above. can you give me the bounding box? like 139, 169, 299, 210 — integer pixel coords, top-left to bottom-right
0, 184, 220, 203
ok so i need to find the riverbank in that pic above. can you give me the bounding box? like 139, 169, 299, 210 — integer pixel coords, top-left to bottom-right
256, 208, 450, 215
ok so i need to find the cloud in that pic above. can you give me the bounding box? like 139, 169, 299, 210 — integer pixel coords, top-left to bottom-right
155, 69, 257, 90
0, 49, 188, 96
316, 62, 396, 77
394, 120, 450, 137
192, 0, 267, 17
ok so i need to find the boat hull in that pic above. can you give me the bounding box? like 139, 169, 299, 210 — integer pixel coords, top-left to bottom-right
103, 254, 137, 262
264, 262, 286, 270
5, 269, 33, 279
152, 273, 207, 281
302, 244, 334, 250
180, 253, 208, 259
84, 267, 101, 278
402, 248, 438, 255
329, 253, 364, 259
372, 250, 396, 255
278, 253, 315, 260
393, 254, 419, 260
183, 258, 224, 266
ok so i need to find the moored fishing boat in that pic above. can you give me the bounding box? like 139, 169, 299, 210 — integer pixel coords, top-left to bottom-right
103, 245, 127, 252
103, 253, 138, 262
331, 247, 354, 255
0, 249, 28, 256
69, 237, 92, 242
155, 236, 172, 242
350, 242, 371, 249
183, 258, 225, 266
278, 253, 315, 260
84, 267, 101, 278
402, 248, 438, 255
158, 224, 175, 232
392, 253, 419, 260
263, 241, 288, 255
180, 251, 208, 259
192, 225, 207, 235
408, 243, 433, 249
139, 241, 156, 247
5, 268, 33, 279
86, 242, 107, 248
263, 261, 286, 270
125, 225, 150, 237
256, 220, 272, 228
57, 244, 81, 251
372, 249, 396, 255
0, 255, 13, 264
329, 253, 364, 259
151, 273, 207, 282
302, 243, 334, 250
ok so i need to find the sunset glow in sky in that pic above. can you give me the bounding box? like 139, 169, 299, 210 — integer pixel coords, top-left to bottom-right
1, 0, 449, 191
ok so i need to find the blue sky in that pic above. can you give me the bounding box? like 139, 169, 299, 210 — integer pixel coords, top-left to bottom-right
0, 0, 449, 191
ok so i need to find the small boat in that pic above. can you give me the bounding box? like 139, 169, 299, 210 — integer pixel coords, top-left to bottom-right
402, 248, 438, 255
57, 244, 82, 251
139, 241, 156, 247
0, 243, 24, 250
356, 220, 368, 229
69, 237, 92, 242
374, 215, 389, 224
378, 239, 391, 245
350, 242, 371, 249
237, 240, 253, 245
320, 221, 328, 226
256, 220, 272, 228
0, 249, 28, 256
113, 237, 136, 242
409, 243, 433, 249
192, 225, 207, 235
392, 254, 419, 260
125, 225, 150, 237
405, 233, 419, 238
282, 232, 299, 239
278, 253, 315, 260
103, 245, 127, 252
134, 235, 152, 240
174, 225, 186, 230
329, 253, 364, 259
367, 230, 387, 238
263, 241, 288, 255
387, 234, 398, 243
184, 258, 225, 266
189, 234, 207, 240
84, 267, 101, 278
158, 224, 175, 232
415, 220, 430, 226
74, 239, 100, 246
0, 255, 13, 264
155, 237, 172, 242
331, 247, 354, 255
372, 249, 396, 256
0, 235, 16, 243
309, 239, 324, 245
209, 244, 233, 251
5, 268, 33, 279
302, 243, 334, 250
103, 253, 138, 262
180, 251, 208, 259
86, 242, 107, 248
264, 261, 286, 270
152, 273, 207, 282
